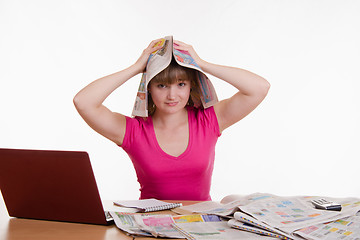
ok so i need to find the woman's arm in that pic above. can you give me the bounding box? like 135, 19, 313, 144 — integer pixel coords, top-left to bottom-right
200, 62, 270, 132
73, 39, 163, 145
173, 40, 270, 132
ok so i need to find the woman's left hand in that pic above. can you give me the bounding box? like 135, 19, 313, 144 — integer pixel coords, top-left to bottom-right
173, 40, 206, 68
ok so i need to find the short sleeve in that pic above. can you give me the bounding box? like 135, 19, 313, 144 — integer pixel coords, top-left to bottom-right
120, 116, 141, 150
194, 106, 221, 137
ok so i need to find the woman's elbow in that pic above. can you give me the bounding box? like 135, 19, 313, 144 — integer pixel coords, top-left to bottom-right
259, 78, 271, 97
73, 93, 85, 111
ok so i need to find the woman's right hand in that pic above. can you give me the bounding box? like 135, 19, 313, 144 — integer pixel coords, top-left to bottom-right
133, 38, 164, 74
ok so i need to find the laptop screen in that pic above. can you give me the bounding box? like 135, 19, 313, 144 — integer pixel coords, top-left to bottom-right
0, 148, 109, 225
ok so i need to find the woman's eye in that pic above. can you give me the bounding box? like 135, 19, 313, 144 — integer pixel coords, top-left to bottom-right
157, 84, 166, 88
178, 82, 186, 87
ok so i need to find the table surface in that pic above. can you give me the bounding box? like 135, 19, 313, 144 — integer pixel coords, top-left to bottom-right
0, 193, 199, 240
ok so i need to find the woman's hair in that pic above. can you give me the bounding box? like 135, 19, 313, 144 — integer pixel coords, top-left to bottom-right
148, 59, 202, 115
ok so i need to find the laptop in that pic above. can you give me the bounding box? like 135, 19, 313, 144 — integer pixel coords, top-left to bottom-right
0, 148, 113, 225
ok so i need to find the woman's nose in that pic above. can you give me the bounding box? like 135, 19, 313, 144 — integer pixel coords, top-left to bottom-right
167, 86, 176, 99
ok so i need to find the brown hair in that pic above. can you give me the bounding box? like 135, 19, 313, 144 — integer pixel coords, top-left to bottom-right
148, 59, 202, 115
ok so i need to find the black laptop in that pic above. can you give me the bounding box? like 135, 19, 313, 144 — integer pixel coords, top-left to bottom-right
0, 148, 113, 225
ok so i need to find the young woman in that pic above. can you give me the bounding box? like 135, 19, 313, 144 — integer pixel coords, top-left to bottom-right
73, 39, 270, 201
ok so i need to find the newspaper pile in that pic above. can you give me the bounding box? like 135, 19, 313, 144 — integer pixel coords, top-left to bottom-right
131, 35, 218, 117
110, 193, 360, 239
177, 193, 360, 240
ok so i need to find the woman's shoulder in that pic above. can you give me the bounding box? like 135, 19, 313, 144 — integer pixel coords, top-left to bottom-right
121, 115, 152, 149
188, 105, 216, 118
125, 115, 152, 129
188, 106, 220, 136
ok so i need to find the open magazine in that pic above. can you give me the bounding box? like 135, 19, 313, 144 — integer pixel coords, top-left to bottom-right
132, 35, 218, 117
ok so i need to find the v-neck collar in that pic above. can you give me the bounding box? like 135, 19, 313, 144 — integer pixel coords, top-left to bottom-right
149, 107, 192, 160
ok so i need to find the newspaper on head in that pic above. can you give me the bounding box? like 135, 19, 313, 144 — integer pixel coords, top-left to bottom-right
131, 35, 218, 117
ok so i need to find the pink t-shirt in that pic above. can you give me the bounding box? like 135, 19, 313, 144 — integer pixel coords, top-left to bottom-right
120, 106, 221, 201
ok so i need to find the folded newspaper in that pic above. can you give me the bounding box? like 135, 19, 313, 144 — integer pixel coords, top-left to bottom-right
110, 212, 276, 239
132, 35, 218, 117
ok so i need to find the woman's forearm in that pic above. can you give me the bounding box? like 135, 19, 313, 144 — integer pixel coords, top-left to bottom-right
199, 60, 270, 97
74, 39, 164, 111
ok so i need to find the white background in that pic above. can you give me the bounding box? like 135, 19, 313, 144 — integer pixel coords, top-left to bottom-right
1, 0, 359, 201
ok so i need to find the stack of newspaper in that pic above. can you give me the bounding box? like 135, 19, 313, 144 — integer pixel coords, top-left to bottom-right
110, 193, 360, 239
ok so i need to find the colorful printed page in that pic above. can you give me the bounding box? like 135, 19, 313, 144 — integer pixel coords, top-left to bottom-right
133, 214, 184, 238
239, 196, 360, 234
240, 198, 338, 231
294, 212, 360, 240
109, 212, 152, 237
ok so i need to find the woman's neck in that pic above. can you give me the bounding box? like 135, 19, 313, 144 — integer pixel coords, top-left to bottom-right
152, 107, 188, 129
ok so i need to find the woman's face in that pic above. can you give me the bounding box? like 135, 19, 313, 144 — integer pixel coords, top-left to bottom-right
149, 79, 191, 115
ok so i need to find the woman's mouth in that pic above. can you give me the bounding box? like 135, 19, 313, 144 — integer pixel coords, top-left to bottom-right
166, 102, 178, 106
